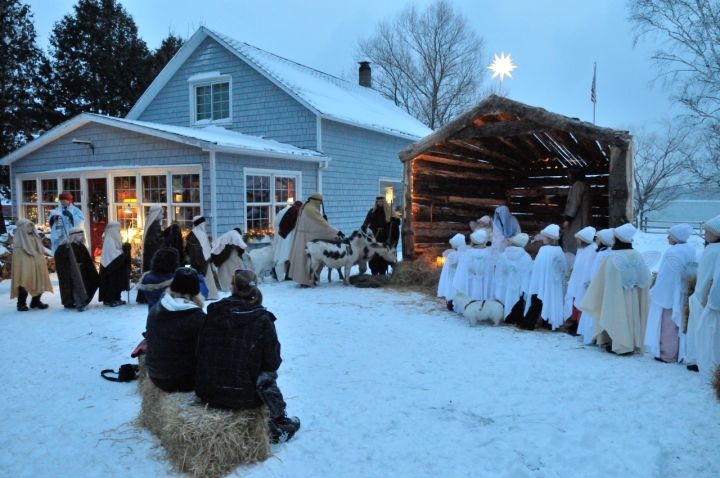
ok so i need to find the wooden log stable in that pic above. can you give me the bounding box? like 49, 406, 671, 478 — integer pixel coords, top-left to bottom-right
399, 95, 633, 260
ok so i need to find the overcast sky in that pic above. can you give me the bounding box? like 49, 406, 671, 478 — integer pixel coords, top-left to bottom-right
27, 0, 677, 134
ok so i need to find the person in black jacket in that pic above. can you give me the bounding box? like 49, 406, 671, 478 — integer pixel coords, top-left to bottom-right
145, 267, 205, 392
195, 270, 300, 443
362, 196, 400, 275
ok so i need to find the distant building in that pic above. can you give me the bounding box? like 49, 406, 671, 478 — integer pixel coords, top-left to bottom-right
0, 27, 430, 253
645, 187, 720, 224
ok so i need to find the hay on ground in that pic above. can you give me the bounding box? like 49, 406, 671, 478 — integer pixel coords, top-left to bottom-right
138, 363, 270, 477
713, 365, 720, 402
387, 260, 441, 297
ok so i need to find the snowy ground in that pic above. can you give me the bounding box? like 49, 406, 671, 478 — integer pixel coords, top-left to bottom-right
1, 231, 719, 477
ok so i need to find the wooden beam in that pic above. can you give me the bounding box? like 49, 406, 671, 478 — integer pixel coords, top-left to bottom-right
414, 154, 508, 173
451, 120, 547, 140
445, 139, 525, 169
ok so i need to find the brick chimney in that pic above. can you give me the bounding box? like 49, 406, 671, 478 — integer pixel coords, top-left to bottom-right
358, 61, 371, 88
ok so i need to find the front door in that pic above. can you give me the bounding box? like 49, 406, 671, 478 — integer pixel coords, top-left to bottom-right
87, 178, 108, 257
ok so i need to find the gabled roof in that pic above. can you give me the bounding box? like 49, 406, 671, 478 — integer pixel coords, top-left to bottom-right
126, 27, 432, 140
0, 114, 327, 166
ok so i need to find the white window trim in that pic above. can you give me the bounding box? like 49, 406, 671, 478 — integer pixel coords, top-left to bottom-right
243, 168, 302, 233
188, 73, 232, 126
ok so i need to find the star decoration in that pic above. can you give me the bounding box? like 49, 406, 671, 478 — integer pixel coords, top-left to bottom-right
488, 52, 517, 82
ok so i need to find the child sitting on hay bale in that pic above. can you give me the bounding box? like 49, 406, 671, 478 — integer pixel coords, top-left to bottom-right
195, 269, 301, 443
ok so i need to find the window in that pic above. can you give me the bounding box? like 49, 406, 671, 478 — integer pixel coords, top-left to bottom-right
41, 179, 58, 226
379, 178, 402, 215
171, 174, 201, 232
142, 175, 167, 203
22, 180, 38, 224
62, 178, 81, 204
114, 176, 137, 203
245, 171, 299, 233
194, 81, 230, 123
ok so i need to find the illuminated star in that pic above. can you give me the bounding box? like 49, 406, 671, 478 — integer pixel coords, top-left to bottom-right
488, 52, 517, 83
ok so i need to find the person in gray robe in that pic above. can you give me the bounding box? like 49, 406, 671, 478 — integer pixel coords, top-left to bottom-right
562, 170, 592, 255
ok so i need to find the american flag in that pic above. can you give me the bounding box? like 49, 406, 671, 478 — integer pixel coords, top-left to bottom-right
591, 62, 597, 104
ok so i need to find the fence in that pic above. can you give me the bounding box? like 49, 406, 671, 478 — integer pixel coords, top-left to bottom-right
639, 217, 704, 237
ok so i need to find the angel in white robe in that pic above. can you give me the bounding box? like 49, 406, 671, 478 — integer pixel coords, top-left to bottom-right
563, 226, 597, 325
577, 228, 615, 345
494, 233, 533, 323
520, 224, 566, 330
437, 233, 468, 308
452, 229, 496, 300
644, 224, 697, 363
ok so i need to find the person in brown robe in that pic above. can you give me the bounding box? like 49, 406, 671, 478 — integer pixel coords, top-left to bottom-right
11, 219, 53, 311
561, 170, 592, 255
54, 227, 99, 311
287, 193, 340, 286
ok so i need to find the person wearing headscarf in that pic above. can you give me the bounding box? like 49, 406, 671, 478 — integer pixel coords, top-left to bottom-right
273, 201, 302, 281
98, 221, 131, 307
491, 206, 521, 252
186, 215, 218, 300
137, 205, 165, 304
494, 233, 534, 324
48, 191, 85, 255
685, 214, 720, 380
362, 196, 394, 274
437, 233, 469, 310
643, 224, 697, 363
11, 219, 53, 311
577, 228, 616, 345
452, 229, 496, 301
211, 227, 249, 291
561, 226, 597, 333
579, 223, 651, 355
54, 226, 99, 311
519, 224, 566, 330
287, 193, 340, 286
470, 216, 493, 245
195, 270, 301, 443
561, 170, 592, 255
163, 222, 184, 260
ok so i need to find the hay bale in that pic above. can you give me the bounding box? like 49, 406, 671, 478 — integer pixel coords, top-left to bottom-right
387, 260, 441, 297
713, 365, 720, 401
138, 366, 270, 477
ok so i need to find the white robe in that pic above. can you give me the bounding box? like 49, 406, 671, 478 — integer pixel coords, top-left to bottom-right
644, 242, 697, 359
564, 243, 598, 319
686, 242, 720, 379
579, 249, 651, 354
524, 245, 566, 329
494, 246, 533, 318
191, 223, 217, 300
437, 248, 460, 299
577, 248, 612, 344
452, 246, 496, 300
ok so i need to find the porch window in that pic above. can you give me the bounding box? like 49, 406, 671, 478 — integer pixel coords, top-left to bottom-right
171, 173, 201, 231
245, 172, 298, 233
21, 180, 39, 224
41, 179, 58, 226
62, 178, 82, 203
194, 81, 230, 123
114, 176, 138, 231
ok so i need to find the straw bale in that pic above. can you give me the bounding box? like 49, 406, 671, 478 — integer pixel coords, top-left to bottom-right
713, 365, 720, 402
138, 361, 270, 477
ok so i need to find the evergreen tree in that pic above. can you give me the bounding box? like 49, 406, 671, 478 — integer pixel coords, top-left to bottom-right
0, 0, 47, 195
49, 0, 152, 118
151, 33, 184, 79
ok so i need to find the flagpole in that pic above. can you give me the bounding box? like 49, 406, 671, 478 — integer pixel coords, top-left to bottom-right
591, 62, 597, 125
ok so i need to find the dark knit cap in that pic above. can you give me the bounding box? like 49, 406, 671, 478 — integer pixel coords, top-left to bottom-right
170, 267, 200, 296
151, 247, 180, 275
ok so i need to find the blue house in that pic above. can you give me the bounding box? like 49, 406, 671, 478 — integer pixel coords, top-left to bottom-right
1, 27, 430, 253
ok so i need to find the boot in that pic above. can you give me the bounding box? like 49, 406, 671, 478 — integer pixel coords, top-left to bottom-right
17, 288, 29, 312
269, 415, 301, 444
30, 295, 49, 310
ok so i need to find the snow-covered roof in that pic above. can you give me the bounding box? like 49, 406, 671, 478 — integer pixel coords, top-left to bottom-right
127, 27, 432, 140
0, 114, 327, 166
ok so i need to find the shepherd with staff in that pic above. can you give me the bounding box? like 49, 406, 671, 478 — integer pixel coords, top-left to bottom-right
49, 192, 84, 254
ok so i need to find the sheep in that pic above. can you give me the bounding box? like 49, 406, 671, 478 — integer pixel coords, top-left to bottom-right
452, 291, 505, 326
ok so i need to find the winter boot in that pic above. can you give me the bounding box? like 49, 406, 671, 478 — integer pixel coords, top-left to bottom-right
30, 295, 49, 310
17, 288, 29, 312
269, 415, 301, 444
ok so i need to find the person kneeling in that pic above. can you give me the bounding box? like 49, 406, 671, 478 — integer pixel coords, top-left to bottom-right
145, 267, 205, 392
195, 270, 300, 443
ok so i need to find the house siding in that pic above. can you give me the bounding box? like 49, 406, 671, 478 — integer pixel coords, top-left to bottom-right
214, 152, 318, 233
320, 119, 411, 233
137, 37, 318, 149
10, 123, 210, 220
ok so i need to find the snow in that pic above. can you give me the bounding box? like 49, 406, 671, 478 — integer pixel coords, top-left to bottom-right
208, 29, 433, 140
1, 233, 719, 477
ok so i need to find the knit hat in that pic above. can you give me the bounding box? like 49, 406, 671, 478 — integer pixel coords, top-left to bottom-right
541, 224, 560, 240
596, 228, 615, 247
575, 226, 596, 245
470, 229, 487, 245
170, 267, 200, 296
449, 233, 466, 249
192, 215, 205, 226
510, 233, 529, 248
613, 223, 637, 243
309, 192, 323, 202
151, 247, 180, 275
669, 223, 693, 243
59, 191, 73, 202
232, 269, 257, 291
703, 214, 720, 236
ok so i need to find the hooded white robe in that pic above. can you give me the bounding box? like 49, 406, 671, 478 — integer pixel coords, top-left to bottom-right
580, 249, 651, 354
211, 229, 248, 291
452, 246, 496, 300
686, 242, 720, 379
577, 248, 612, 344
494, 246, 534, 318
644, 242, 697, 359
564, 242, 598, 319
438, 245, 469, 300
524, 245, 566, 329
190, 221, 218, 300
695, 258, 720, 381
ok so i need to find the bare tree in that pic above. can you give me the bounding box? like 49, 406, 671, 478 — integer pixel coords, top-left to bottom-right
358, 0, 485, 129
633, 124, 703, 225
628, 0, 720, 181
